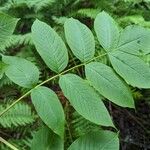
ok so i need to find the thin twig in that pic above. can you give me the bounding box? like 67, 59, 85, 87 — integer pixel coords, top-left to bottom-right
0, 137, 19, 150
0, 53, 107, 117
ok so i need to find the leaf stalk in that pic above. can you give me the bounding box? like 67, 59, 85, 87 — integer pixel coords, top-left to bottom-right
0, 53, 107, 117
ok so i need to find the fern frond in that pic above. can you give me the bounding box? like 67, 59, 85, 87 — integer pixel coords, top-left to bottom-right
52, 16, 68, 25
123, 0, 141, 3
0, 102, 35, 128
71, 112, 101, 137
1, 0, 56, 12
0, 33, 32, 52
0, 75, 13, 87
0, 135, 34, 150
118, 15, 150, 27
131, 88, 143, 100
22, 134, 34, 148
26, 0, 56, 11
76, 8, 100, 19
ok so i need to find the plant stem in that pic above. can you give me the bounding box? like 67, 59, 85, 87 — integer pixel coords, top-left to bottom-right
0, 137, 19, 150
0, 53, 107, 117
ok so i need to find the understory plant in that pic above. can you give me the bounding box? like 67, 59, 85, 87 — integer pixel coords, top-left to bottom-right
0, 9, 150, 150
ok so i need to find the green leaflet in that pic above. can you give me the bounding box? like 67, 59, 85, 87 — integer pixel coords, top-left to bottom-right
31, 19, 68, 73
85, 62, 134, 108
94, 11, 119, 51
59, 74, 114, 127
109, 51, 150, 88
68, 131, 119, 150
2, 55, 39, 88
117, 25, 150, 55
64, 18, 95, 62
0, 13, 19, 47
31, 126, 63, 150
31, 86, 65, 138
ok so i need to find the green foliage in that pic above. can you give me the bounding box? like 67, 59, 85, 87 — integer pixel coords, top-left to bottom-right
1, 1, 150, 149
109, 51, 150, 88
31, 126, 63, 150
76, 8, 100, 19
23, 0, 55, 12
31, 86, 65, 138
71, 112, 101, 137
2, 55, 40, 88
0, 102, 35, 128
0, 33, 32, 52
0, 74, 13, 87
85, 62, 134, 108
64, 18, 95, 62
118, 15, 150, 28
0, 0, 55, 12
68, 131, 119, 150
94, 11, 119, 51
32, 19, 68, 73
59, 74, 114, 127
0, 13, 19, 47
94, 11, 150, 89
0, 62, 7, 79
0, 131, 35, 150
117, 26, 150, 55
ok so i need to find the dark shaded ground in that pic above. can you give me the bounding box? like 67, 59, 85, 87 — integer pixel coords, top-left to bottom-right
111, 91, 150, 150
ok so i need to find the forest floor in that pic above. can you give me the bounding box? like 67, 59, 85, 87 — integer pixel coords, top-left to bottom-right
111, 90, 150, 150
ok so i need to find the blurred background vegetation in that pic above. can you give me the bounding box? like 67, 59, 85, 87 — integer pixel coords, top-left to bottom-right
0, 0, 150, 149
